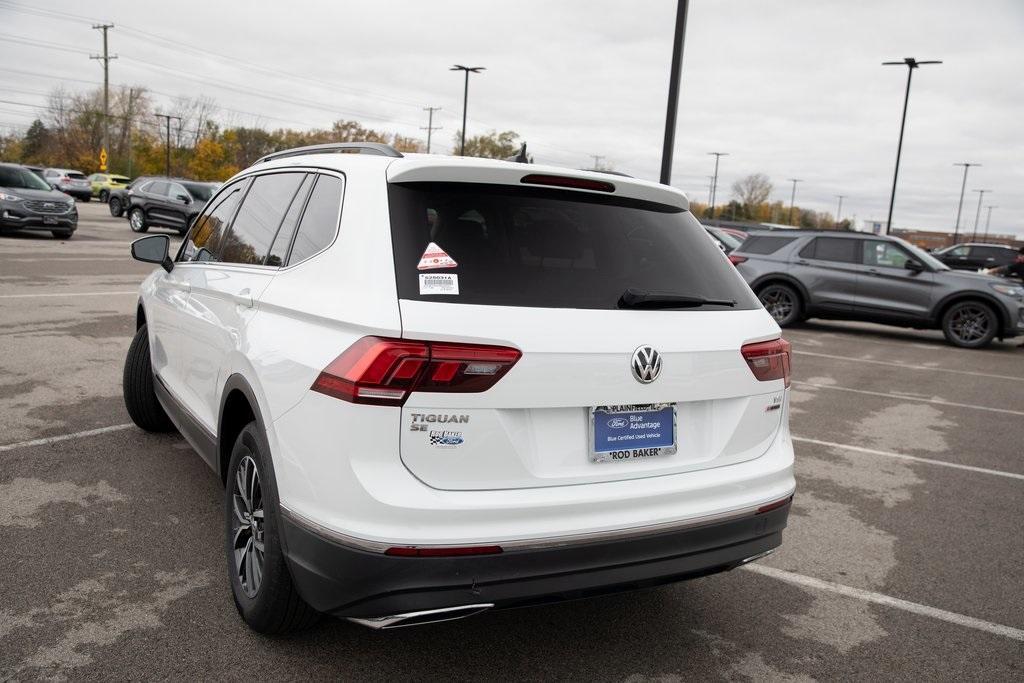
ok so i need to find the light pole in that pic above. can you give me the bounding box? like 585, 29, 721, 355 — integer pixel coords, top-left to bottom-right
787, 178, 802, 225
660, 0, 690, 185
835, 195, 846, 227
983, 205, 997, 240
971, 189, 991, 241
154, 113, 181, 177
882, 57, 942, 234
707, 152, 728, 218
450, 65, 484, 156
952, 162, 979, 244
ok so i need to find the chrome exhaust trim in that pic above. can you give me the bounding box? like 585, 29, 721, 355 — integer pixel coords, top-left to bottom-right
738, 548, 775, 565
347, 603, 494, 630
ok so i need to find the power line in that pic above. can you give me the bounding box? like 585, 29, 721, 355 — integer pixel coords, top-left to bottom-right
421, 106, 442, 153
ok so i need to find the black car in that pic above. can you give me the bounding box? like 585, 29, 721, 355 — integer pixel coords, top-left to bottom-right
932, 242, 1018, 271
0, 163, 78, 239
126, 178, 218, 235
108, 176, 156, 217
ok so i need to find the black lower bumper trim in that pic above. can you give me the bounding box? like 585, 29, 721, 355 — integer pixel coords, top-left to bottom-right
280, 502, 791, 619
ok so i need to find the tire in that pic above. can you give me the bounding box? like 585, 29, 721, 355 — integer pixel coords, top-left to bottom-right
941, 300, 998, 348
122, 324, 174, 432
129, 207, 148, 233
225, 423, 319, 634
109, 196, 123, 217
51, 230, 73, 239
757, 283, 803, 327
99, 190, 109, 203
79, 196, 90, 203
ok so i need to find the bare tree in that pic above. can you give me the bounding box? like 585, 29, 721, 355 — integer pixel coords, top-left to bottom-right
732, 173, 773, 211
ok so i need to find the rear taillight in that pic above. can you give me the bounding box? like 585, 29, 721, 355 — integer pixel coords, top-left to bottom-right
728, 254, 747, 265
311, 336, 521, 406
741, 338, 791, 387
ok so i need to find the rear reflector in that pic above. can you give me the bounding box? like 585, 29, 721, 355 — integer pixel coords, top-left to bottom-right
741, 338, 791, 387
311, 336, 521, 406
756, 495, 793, 514
520, 173, 615, 193
728, 254, 748, 265
385, 545, 503, 557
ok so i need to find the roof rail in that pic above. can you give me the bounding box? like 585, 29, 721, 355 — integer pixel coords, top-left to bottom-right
256, 142, 403, 164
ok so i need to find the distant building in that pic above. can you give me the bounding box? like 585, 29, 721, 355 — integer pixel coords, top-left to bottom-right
861, 220, 885, 235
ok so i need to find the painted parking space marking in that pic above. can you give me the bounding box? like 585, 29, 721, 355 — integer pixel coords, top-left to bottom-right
743, 564, 1024, 642
793, 381, 1024, 417
793, 436, 1024, 481
0, 424, 133, 453
0, 291, 137, 300
792, 349, 1022, 381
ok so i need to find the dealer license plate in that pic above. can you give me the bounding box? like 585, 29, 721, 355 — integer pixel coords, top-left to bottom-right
590, 403, 677, 463
42, 216, 58, 225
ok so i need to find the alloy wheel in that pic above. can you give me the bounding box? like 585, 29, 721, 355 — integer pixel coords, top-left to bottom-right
949, 305, 991, 344
760, 287, 794, 323
231, 455, 265, 599
129, 210, 144, 232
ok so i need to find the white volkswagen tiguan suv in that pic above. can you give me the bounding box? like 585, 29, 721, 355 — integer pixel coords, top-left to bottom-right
123, 143, 795, 633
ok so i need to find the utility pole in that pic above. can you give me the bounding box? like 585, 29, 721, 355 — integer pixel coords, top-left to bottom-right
982, 205, 997, 240
882, 57, 941, 234
951, 162, 979, 244
787, 178, 802, 225
659, 0, 690, 185
450, 65, 485, 156
970, 189, 990, 241
125, 87, 135, 177
706, 175, 715, 208
154, 113, 181, 177
590, 154, 606, 170
421, 106, 442, 154
707, 152, 728, 219
90, 23, 117, 172
835, 195, 846, 227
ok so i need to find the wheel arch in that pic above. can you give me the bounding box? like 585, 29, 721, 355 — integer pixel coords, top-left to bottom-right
750, 273, 810, 308
135, 299, 146, 330
218, 374, 275, 487
932, 292, 1009, 332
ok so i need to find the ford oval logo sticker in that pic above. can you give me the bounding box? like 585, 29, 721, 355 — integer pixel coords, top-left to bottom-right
607, 417, 629, 429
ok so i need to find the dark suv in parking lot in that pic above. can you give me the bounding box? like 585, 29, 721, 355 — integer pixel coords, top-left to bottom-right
126, 178, 218, 235
931, 242, 1018, 271
0, 162, 78, 238
730, 230, 1024, 348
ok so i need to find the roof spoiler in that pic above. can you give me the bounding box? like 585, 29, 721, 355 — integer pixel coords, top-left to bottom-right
257, 142, 403, 164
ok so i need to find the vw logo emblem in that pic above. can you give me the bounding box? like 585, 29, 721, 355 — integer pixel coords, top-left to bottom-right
631, 345, 662, 384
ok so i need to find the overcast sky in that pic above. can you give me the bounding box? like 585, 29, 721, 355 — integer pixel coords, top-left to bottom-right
1, 0, 1022, 237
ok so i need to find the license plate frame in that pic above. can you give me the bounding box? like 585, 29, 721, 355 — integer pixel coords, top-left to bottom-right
42, 215, 58, 225
589, 403, 677, 463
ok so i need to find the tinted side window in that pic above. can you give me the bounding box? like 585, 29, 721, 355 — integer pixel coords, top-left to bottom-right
863, 240, 909, 268
167, 183, 189, 200
181, 181, 246, 262
808, 237, 859, 264
219, 173, 306, 265
973, 246, 1010, 261
945, 245, 969, 257
148, 181, 169, 196
741, 235, 796, 255
287, 175, 343, 265
266, 174, 313, 267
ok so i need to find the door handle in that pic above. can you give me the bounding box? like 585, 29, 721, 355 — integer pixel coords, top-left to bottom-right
796, 260, 809, 266
867, 268, 881, 276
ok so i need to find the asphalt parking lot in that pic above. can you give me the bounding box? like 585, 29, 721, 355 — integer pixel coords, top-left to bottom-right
1, 202, 1022, 681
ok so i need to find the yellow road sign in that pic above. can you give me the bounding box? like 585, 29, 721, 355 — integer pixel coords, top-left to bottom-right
99, 148, 108, 171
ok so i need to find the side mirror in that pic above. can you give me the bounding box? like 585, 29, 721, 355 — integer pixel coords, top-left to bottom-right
905, 259, 924, 273
131, 234, 173, 273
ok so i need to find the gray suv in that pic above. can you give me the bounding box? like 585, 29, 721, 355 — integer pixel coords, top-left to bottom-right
730, 231, 1024, 348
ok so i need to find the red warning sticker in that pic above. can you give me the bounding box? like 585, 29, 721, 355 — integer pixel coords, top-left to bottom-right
417, 242, 458, 270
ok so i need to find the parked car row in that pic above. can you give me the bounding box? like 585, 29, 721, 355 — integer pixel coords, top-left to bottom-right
0, 162, 78, 238
109, 176, 219, 235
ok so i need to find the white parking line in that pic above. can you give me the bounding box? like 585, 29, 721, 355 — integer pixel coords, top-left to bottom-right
0, 423, 133, 453
793, 436, 1024, 481
0, 291, 137, 300
793, 381, 1024, 417
793, 349, 1022, 382
743, 564, 1024, 642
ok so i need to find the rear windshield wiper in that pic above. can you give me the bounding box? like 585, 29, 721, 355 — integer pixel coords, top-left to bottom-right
617, 288, 736, 310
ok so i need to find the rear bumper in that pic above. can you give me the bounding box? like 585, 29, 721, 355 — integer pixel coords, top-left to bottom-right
279, 499, 791, 619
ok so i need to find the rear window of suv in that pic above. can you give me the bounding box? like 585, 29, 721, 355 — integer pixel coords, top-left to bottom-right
739, 235, 796, 254
388, 182, 759, 310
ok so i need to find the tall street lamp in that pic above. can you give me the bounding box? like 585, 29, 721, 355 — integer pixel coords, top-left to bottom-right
952, 162, 980, 244
787, 178, 802, 225
450, 65, 485, 156
983, 205, 997, 240
882, 57, 941, 234
971, 189, 991, 241
660, 0, 690, 185
707, 152, 728, 219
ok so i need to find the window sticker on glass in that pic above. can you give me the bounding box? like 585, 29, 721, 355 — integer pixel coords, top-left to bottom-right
417, 242, 458, 270
419, 273, 459, 295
